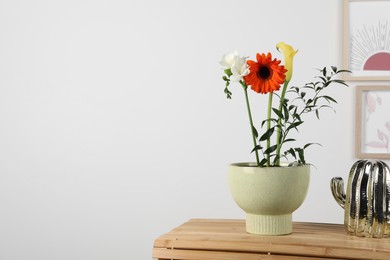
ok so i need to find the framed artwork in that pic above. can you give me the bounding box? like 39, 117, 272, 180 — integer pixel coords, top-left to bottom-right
343, 0, 390, 81
355, 85, 390, 159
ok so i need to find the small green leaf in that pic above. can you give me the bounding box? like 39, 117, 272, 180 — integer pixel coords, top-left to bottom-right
337, 69, 352, 74
293, 113, 301, 122
224, 86, 232, 99
259, 158, 268, 167
332, 79, 349, 87
252, 125, 258, 138
264, 145, 278, 154
318, 76, 327, 83
251, 145, 262, 153
287, 121, 303, 131
272, 108, 284, 119
297, 148, 305, 164
303, 85, 314, 90
304, 142, 321, 149
322, 95, 337, 103
259, 127, 275, 141
224, 68, 232, 77
288, 105, 296, 111
261, 118, 277, 127
283, 105, 289, 121
286, 147, 296, 159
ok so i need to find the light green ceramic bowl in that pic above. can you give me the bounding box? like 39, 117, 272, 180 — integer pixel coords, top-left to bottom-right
228, 163, 310, 235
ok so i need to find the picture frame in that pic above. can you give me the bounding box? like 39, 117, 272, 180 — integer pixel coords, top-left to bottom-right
355, 85, 390, 159
342, 0, 390, 81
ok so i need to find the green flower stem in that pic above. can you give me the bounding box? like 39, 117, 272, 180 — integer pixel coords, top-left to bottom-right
266, 92, 273, 167
242, 84, 260, 166
275, 80, 289, 166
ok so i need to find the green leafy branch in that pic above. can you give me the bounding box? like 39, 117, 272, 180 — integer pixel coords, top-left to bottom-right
251, 66, 350, 166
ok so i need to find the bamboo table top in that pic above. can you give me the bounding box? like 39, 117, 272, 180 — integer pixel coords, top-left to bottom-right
153, 219, 390, 260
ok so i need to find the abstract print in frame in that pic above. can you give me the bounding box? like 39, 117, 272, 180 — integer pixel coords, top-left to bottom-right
343, 0, 390, 80
356, 85, 390, 159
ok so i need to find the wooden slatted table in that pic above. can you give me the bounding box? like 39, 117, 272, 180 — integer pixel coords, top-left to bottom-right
152, 219, 390, 260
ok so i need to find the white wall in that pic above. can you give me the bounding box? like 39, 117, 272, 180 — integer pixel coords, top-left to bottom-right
1, 0, 388, 259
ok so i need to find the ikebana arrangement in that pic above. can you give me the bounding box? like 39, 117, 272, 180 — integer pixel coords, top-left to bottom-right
219, 42, 350, 167
219, 42, 351, 235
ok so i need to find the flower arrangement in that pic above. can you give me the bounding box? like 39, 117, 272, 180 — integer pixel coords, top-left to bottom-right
219, 42, 350, 167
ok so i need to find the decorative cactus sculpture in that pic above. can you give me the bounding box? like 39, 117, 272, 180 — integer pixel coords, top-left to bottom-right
330, 160, 390, 238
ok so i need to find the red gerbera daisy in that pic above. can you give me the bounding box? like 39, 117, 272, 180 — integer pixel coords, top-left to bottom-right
244, 52, 287, 94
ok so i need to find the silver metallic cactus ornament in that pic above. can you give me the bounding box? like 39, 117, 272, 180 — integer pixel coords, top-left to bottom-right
331, 160, 390, 238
